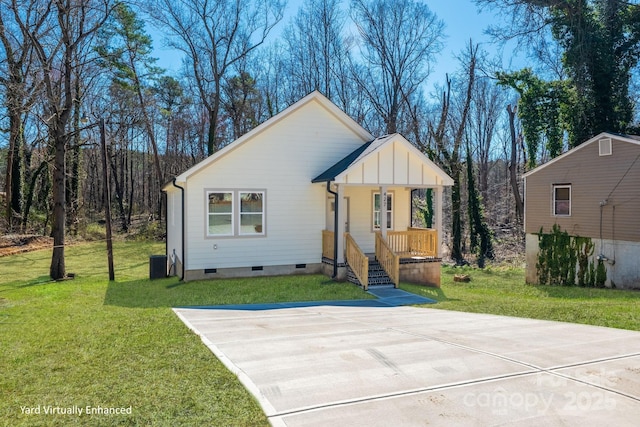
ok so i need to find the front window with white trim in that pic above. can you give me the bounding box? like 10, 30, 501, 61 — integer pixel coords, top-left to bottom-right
553, 185, 571, 216
207, 192, 233, 235
240, 192, 265, 235
373, 192, 393, 229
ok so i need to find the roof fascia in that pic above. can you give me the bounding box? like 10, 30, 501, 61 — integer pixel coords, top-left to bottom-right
523, 132, 640, 178
334, 133, 454, 186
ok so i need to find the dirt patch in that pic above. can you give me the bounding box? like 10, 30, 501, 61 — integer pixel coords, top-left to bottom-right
0, 234, 53, 257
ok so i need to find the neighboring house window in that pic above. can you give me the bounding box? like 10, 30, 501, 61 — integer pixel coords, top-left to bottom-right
373, 192, 393, 229
240, 192, 265, 235
208, 192, 233, 235
553, 185, 571, 216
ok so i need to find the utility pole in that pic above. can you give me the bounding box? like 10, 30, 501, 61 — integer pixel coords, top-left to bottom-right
99, 118, 115, 281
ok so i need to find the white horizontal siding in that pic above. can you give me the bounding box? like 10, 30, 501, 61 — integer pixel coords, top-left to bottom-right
165, 188, 183, 274
183, 100, 367, 271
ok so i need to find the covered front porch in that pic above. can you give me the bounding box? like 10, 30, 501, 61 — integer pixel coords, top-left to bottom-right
312, 133, 453, 290
321, 227, 443, 289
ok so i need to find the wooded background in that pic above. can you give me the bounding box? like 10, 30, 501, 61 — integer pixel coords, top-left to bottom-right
1, 0, 639, 278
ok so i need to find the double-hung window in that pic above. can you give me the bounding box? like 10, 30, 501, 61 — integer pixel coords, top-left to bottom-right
239, 192, 265, 235
207, 192, 233, 236
207, 190, 265, 236
553, 184, 571, 216
373, 192, 393, 230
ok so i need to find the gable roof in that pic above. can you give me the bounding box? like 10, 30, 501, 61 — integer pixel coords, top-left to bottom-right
523, 132, 640, 178
312, 140, 375, 183
166, 91, 373, 187
313, 133, 454, 187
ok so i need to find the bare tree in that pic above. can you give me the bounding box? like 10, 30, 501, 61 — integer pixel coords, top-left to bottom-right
17, 0, 114, 280
96, 2, 165, 218
430, 42, 478, 264
468, 75, 506, 201
0, 0, 46, 230
350, 0, 444, 134
145, 0, 285, 155
282, 0, 358, 114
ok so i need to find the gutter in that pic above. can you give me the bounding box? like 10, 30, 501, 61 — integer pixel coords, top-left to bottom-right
326, 181, 339, 279
171, 178, 186, 281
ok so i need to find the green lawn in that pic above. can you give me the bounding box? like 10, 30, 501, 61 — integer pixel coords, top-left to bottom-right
402, 265, 640, 331
0, 241, 370, 427
2, 241, 639, 426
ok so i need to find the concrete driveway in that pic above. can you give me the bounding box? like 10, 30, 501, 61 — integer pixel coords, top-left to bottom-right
174, 296, 640, 426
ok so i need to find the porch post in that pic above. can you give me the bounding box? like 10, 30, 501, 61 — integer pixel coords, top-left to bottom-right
380, 185, 388, 238
336, 184, 346, 264
434, 186, 443, 258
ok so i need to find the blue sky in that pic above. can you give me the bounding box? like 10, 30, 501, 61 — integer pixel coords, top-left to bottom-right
151, 0, 511, 91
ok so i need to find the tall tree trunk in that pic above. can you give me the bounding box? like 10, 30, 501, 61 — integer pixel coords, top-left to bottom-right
450, 164, 463, 263
108, 146, 129, 232
21, 160, 47, 232
50, 127, 67, 280
507, 104, 524, 223
429, 42, 477, 265
5, 114, 24, 230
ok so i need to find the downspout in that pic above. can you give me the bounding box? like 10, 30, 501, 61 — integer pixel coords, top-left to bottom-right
326, 181, 339, 279
161, 187, 169, 274
172, 178, 185, 281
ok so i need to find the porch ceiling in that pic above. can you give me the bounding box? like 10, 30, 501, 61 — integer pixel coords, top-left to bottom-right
312, 133, 453, 187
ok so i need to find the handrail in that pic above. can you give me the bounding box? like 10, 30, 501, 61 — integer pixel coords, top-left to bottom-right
322, 230, 335, 260
345, 233, 369, 290
375, 232, 399, 287
387, 228, 437, 257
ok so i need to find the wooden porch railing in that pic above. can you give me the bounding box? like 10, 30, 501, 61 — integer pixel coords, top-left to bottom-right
387, 228, 437, 257
322, 230, 335, 260
375, 232, 399, 288
345, 233, 369, 290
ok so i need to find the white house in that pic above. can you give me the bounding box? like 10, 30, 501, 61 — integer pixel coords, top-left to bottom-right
163, 91, 453, 288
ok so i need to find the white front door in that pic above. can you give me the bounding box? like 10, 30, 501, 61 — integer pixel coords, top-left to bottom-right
327, 196, 350, 233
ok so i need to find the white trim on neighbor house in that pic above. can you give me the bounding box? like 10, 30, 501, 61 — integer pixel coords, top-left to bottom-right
523, 132, 640, 178
552, 184, 571, 217
599, 138, 612, 156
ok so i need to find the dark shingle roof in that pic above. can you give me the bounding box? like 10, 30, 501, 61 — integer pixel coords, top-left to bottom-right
311, 140, 375, 183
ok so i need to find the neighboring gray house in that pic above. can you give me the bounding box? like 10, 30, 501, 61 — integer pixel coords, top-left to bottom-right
163, 91, 453, 288
523, 132, 640, 289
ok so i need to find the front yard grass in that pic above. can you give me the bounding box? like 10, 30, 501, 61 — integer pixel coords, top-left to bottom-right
0, 241, 370, 427
402, 265, 640, 331
2, 241, 639, 426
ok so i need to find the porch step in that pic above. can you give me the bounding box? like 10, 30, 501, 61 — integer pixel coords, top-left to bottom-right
347, 258, 395, 288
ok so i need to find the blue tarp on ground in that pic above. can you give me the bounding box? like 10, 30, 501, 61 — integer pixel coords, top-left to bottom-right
175, 287, 436, 311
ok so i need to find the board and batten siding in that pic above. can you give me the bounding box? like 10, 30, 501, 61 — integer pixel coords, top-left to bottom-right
340, 139, 446, 187
182, 98, 369, 271
524, 136, 640, 242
